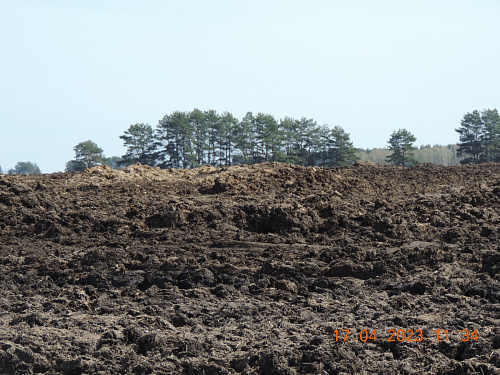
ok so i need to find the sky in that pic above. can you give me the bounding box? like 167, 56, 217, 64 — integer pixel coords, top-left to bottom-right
1, 0, 500, 173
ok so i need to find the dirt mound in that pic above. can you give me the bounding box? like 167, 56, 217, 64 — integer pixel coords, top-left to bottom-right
0, 162, 499, 374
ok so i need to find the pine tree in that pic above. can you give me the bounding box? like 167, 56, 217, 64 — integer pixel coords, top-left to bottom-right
456, 110, 485, 164
480, 108, 500, 162
326, 126, 359, 166
254, 113, 281, 162
68, 140, 105, 171
190, 109, 207, 166
386, 129, 417, 166
156, 111, 193, 169
204, 110, 220, 166
219, 112, 238, 166
279, 117, 301, 164
233, 112, 255, 165
134, 108, 363, 169
296, 117, 320, 166
119, 123, 156, 166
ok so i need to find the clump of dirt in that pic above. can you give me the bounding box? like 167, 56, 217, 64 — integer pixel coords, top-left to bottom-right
0, 162, 499, 374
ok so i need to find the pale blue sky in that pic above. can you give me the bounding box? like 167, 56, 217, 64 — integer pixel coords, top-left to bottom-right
1, 0, 499, 172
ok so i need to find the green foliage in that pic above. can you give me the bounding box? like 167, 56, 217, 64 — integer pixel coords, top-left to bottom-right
104, 156, 124, 170
67, 140, 105, 171
218, 111, 239, 166
156, 111, 194, 169
456, 110, 485, 163
64, 160, 83, 172
278, 117, 321, 165
204, 109, 223, 166
148, 109, 359, 168
455, 109, 500, 163
190, 108, 208, 166
119, 123, 156, 166
7, 161, 41, 175
253, 113, 281, 163
0, 165, 2, 174
479, 109, 500, 162
321, 125, 359, 166
233, 112, 255, 165
386, 129, 417, 166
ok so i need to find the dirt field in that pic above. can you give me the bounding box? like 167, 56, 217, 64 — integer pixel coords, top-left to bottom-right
0, 162, 499, 374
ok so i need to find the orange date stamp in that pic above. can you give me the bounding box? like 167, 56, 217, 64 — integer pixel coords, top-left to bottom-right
333, 329, 478, 342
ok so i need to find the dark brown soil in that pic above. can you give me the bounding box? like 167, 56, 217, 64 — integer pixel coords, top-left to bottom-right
0, 162, 499, 374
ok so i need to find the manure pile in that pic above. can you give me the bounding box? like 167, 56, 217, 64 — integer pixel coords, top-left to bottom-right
0, 162, 499, 374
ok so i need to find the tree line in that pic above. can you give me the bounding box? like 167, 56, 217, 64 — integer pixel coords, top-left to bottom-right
64, 107, 498, 170
66, 110, 359, 171
2, 108, 498, 174
0, 161, 41, 175
359, 144, 463, 166
372, 108, 499, 167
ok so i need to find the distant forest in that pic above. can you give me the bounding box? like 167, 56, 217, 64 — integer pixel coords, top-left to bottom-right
358, 144, 463, 166
1, 108, 498, 174
108, 108, 496, 169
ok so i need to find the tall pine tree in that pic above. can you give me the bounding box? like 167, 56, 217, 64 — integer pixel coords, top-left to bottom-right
233, 112, 255, 165
480, 108, 500, 163
456, 110, 485, 164
119, 123, 156, 166
326, 126, 359, 166
190, 109, 207, 167
156, 111, 193, 169
386, 129, 417, 166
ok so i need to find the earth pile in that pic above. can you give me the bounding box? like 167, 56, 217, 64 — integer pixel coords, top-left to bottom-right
0, 162, 499, 374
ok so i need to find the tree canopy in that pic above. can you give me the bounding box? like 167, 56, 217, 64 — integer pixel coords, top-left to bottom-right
66, 140, 105, 171
150, 109, 359, 168
385, 129, 417, 166
104, 156, 124, 170
456, 109, 500, 163
119, 123, 156, 166
7, 161, 41, 175
56, 107, 500, 173
322, 125, 359, 166
89, 109, 362, 170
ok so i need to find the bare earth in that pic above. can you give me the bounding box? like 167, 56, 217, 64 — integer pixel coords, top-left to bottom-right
0, 162, 499, 374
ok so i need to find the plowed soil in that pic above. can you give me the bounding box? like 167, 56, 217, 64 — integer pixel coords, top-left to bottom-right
0, 162, 499, 375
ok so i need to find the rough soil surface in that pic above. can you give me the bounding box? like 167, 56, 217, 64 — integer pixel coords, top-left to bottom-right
0, 162, 499, 374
